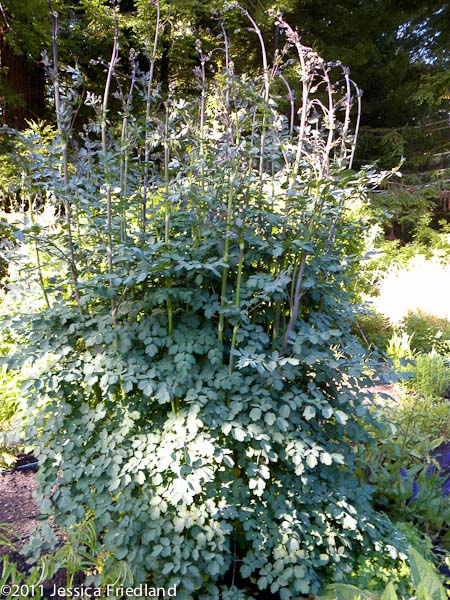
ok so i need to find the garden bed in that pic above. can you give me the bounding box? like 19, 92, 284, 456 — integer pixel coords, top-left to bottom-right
0, 469, 38, 567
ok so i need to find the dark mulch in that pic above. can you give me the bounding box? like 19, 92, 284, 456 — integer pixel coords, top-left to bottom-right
0, 470, 86, 596
0, 470, 39, 560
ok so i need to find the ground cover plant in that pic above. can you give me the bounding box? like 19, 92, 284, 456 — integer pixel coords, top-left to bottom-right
353, 228, 450, 597
0, 4, 441, 598
0, 515, 133, 599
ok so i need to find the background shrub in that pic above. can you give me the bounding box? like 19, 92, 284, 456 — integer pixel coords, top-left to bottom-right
408, 354, 450, 399
403, 311, 450, 356
355, 310, 394, 352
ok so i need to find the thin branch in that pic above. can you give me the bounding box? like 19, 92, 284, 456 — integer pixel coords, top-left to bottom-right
349, 80, 362, 169
49, 7, 82, 312
0, 1, 9, 30
142, 0, 161, 232
279, 74, 295, 136
101, 6, 120, 325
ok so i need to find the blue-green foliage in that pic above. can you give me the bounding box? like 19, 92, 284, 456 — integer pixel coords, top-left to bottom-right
18, 305, 398, 596
3, 19, 402, 597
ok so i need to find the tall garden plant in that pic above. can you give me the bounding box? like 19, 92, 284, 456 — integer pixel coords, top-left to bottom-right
3, 4, 401, 598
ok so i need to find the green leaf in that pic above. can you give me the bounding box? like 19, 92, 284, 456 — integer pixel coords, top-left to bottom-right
264, 412, 276, 426
306, 453, 317, 468
320, 452, 333, 466
334, 410, 348, 425
250, 407, 262, 421
136, 471, 146, 485
109, 478, 121, 492
380, 581, 399, 600
408, 547, 447, 600
155, 384, 171, 404
223, 454, 234, 468
318, 583, 376, 600
303, 406, 316, 420
279, 404, 290, 419
114, 546, 128, 560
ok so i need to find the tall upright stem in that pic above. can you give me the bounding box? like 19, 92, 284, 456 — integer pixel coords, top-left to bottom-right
164, 100, 173, 336
228, 226, 244, 373
164, 102, 170, 246
119, 63, 136, 242
348, 80, 362, 169
279, 74, 295, 136
101, 9, 120, 326
142, 0, 160, 232
197, 42, 206, 193
218, 171, 235, 343
281, 253, 307, 355
322, 65, 335, 172
239, 7, 270, 189
276, 18, 311, 191
28, 192, 50, 309
217, 31, 238, 344
49, 9, 82, 312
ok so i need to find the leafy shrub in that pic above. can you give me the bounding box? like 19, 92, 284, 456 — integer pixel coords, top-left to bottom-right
354, 310, 394, 352
413, 218, 450, 263
344, 522, 436, 598
385, 331, 415, 379
3, 10, 402, 598
408, 354, 450, 399
0, 344, 23, 469
369, 185, 436, 243
318, 546, 448, 599
396, 393, 450, 441
348, 526, 414, 597
355, 519, 444, 599
387, 331, 414, 363
1, 515, 133, 598
361, 410, 450, 549
402, 311, 450, 356
0, 367, 20, 426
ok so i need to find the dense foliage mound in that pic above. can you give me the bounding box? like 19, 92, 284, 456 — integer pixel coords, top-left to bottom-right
2, 8, 401, 598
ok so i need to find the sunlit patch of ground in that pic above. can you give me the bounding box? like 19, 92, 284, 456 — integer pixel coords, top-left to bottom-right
371, 256, 450, 322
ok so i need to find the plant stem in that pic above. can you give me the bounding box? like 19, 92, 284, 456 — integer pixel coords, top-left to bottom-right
279, 74, 295, 136
322, 65, 335, 172
142, 0, 160, 232
239, 7, 270, 188
164, 100, 173, 336
101, 9, 120, 326
349, 80, 362, 169
281, 252, 307, 355
218, 38, 238, 344
164, 101, 170, 246
49, 8, 82, 312
197, 42, 206, 193
119, 61, 136, 242
228, 225, 244, 373
218, 170, 235, 343
29, 193, 50, 309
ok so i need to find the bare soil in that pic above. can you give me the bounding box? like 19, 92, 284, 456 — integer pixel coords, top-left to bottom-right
0, 470, 38, 546
0, 469, 39, 570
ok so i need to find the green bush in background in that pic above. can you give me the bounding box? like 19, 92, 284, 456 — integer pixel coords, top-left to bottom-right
403, 311, 450, 356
